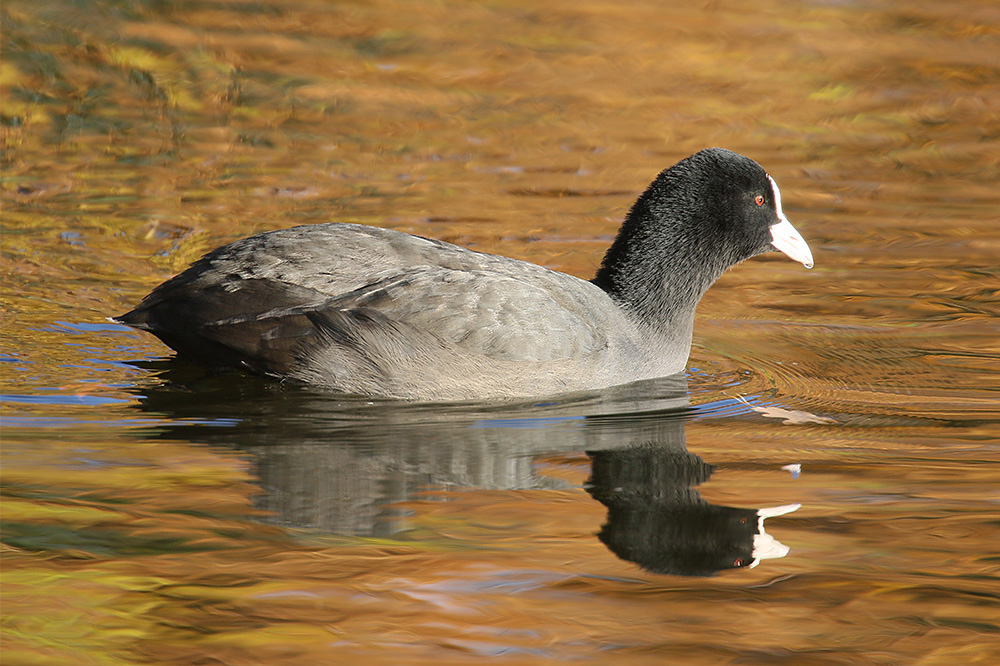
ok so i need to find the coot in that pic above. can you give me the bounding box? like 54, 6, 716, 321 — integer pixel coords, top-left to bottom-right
115, 148, 813, 400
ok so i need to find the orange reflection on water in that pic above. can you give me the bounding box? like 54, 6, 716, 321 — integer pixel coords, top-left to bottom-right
2, 0, 999, 663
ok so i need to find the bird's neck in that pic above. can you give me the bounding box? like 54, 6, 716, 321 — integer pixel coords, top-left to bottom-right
591, 206, 726, 343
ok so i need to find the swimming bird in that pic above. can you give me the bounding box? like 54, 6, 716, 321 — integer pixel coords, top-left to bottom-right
114, 148, 813, 400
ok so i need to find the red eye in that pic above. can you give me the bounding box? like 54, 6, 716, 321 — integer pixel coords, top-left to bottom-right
733, 558, 744, 567
755, 195, 765, 206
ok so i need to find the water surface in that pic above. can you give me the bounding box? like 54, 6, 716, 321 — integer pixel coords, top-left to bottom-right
2, 0, 998, 664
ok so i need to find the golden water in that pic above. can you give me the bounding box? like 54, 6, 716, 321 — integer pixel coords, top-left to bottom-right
2, 0, 999, 664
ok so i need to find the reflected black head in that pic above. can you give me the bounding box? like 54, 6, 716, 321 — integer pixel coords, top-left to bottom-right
587, 442, 761, 577
597, 503, 760, 577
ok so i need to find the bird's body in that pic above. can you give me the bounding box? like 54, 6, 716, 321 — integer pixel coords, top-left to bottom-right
115, 148, 813, 400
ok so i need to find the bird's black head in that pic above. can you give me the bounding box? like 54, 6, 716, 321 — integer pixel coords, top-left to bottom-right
592, 148, 812, 328
639, 147, 812, 270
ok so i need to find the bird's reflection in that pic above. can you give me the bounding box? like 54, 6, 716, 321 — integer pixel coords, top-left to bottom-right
128, 361, 799, 576
587, 443, 799, 576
